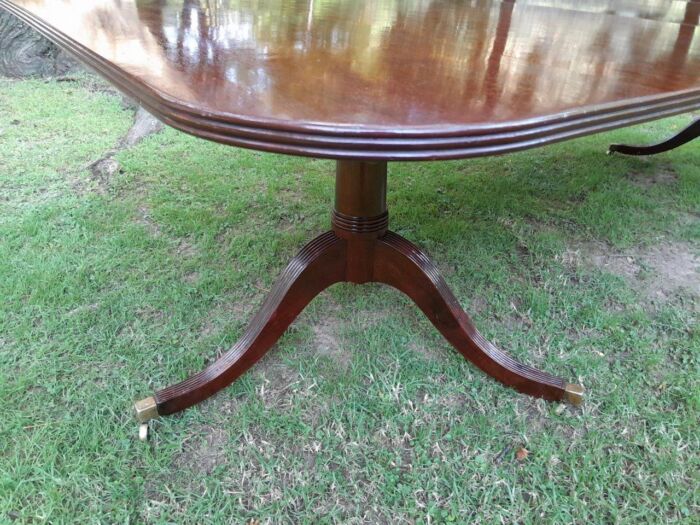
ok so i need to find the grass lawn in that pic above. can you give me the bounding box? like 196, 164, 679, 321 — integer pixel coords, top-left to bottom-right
0, 74, 698, 524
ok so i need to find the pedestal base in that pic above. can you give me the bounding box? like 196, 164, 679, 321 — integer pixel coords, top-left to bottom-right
135, 160, 583, 422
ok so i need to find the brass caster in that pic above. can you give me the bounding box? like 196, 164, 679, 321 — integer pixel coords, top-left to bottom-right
139, 423, 149, 442
134, 396, 159, 423
564, 383, 585, 406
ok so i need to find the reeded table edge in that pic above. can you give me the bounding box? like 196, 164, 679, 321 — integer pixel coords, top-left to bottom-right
3, 0, 700, 160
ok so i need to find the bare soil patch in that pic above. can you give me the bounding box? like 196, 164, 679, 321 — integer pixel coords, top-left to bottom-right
183, 271, 199, 284
135, 205, 162, 237
255, 358, 300, 409
176, 238, 197, 257
199, 297, 255, 339
566, 239, 699, 304
408, 340, 446, 362
625, 166, 678, 189
312, 316, 352, 370
173, 426, 229, 475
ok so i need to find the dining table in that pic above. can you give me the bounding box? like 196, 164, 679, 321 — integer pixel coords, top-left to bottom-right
3, 0, 699, 430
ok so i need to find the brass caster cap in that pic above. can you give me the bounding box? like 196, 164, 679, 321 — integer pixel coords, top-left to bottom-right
134, 396, 159, 423
564, 383, 585, 406
139, 423, 149, 442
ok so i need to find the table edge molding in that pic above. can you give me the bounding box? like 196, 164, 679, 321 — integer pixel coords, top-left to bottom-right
3, 0, 700, 160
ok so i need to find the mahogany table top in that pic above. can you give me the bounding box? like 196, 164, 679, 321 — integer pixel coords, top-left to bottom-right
3, 0, 700, 160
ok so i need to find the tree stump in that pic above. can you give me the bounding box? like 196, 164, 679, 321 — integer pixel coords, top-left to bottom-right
0, 11, 77, 77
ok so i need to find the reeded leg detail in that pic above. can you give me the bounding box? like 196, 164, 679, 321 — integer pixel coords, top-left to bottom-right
135, 231, 346, 421
135, 159, 583, 424
373, 231, 583, 404
608, 117, 700, 155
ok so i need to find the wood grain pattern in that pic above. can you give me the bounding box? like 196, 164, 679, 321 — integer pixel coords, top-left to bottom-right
153, 225, 578, 415
155, 231, 346, 415
2, 0, 699, 160
375, 232, 567, 401
146, 161, 580, 419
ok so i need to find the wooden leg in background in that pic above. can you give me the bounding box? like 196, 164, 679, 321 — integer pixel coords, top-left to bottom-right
608, 117, 700, 155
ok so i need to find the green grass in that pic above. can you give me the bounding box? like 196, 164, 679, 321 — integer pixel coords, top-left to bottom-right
0, 75, 698, 524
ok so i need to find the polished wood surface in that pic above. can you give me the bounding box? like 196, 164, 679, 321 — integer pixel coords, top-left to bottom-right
155, 230, 347, 415
149, 160, 581, 419
2, 0, 700, 159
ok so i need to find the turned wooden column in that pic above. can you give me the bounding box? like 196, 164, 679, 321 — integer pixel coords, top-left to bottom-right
135, 159, 582, 425
332, 160, 388, 284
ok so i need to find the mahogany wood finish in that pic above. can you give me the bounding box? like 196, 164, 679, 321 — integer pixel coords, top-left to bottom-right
155, 230, 347, 416
147, 160, 581, 420
609, 117, 700, 156
5, 0, 699, 420
2, 1, 700, 160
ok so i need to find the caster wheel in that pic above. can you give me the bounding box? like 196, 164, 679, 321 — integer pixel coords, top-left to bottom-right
139, 423, 149, 442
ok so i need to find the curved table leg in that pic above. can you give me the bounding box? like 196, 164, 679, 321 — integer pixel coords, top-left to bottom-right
135, 160, 584, 425
608, 117, 700, 155
135, 231, 346, 421
373, 231, 583, 404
